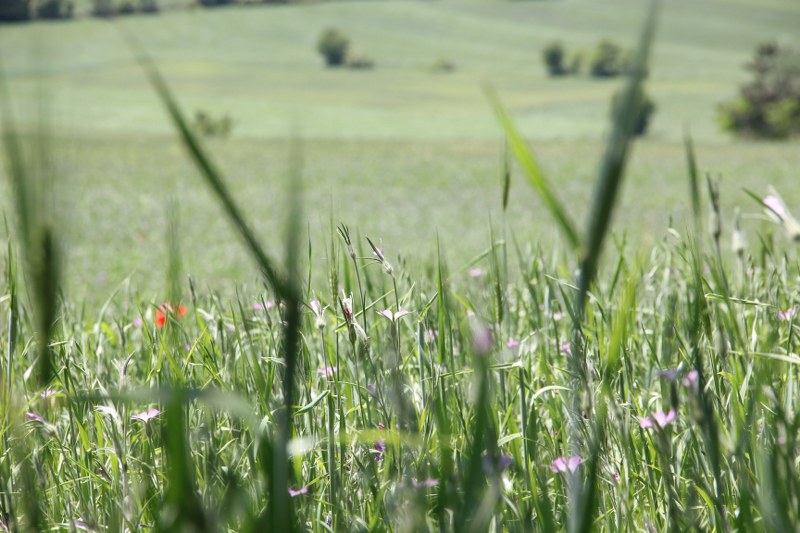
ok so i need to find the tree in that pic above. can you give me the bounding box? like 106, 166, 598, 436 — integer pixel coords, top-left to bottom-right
719, 42, 800, 138
0, 0, 31, 21
542, 41, 566, 76
317, 28, 349, 67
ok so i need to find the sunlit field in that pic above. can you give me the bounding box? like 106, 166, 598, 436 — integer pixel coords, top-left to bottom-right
2, 0, 800, 531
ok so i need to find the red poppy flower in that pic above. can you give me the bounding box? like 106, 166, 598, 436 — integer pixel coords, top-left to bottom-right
155, 303, 187, 328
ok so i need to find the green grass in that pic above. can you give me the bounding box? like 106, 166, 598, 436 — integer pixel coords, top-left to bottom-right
3, 2, 800, 530
1, 0, 799, 302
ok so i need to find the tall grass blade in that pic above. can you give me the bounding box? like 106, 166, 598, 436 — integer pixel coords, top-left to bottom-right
485, 85, 581, 250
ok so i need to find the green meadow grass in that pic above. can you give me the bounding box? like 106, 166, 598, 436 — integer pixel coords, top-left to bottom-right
2, 3, 800, 530
1, 0, 799, 302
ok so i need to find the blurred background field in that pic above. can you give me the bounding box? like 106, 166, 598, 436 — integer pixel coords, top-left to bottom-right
1, 0, 799, 303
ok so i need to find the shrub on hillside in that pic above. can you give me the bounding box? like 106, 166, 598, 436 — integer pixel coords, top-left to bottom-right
610, 86, 656, 136
192, 110, 233, 138
317, 28, 349, 67
0, 0, 31, 21
35, 0, 72, 18
589, 39, 628, 78
719, 42, 800, 139
542, 41, 566, 76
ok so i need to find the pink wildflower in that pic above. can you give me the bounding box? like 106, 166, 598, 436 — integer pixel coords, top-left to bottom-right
288, 486, 308, 497
317, 366, 337, 378
551, 455, 584, 473
778, 307, 797, 321
131, 408, 160, 423
378, 309, 410, 321
640, 409, 676, 429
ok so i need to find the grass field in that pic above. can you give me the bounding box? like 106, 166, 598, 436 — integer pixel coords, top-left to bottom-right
3, 1, 800, 531
2, 0, 799, 302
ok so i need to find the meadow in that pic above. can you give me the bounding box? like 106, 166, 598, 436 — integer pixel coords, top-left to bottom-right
2, 0, 800, 531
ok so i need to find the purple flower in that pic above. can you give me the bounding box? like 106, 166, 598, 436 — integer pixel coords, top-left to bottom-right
317, 366, 337, 378
132, 317, 143, 328
373, 438, 386, 461
378, 309, 410, 322
682, 370, 699, 389
778, 307, 797, 321
131, 408, 160, 423
472, 326, 492, 354
657, 367, 681, 381
506, 339, 520, 349
288, 486, 308, 497
764, 194, 788, 220
482, 453, 513, 474
469, 267, 484, 278
640, 409, 676, 429
25, 412, 44, 423
551, 455, 584, 473
367, 383, 377, 395
560, 342, 571, 354
40, 389, 57, 399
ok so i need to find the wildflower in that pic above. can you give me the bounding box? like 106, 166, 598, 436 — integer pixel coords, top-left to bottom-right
469, 267, 483, 278
560, 342, 571, 354
288, 486, 308, 497
25, 412, 44, 423
640, 409, 676, 429
155, 303, 187, 328
131, 408, 160, 423
310, 299, 327, 329
682, 370, 699, 389
506, 339, 520, 349
367, 383, 377, 395
374, 439, 386, 462
613, 472, 621, 483
410, 478, 439, 488
552, 312, 563, 322
317, 366, 337, 378
763, 190, 800, 242
132, 317, 143, 328
482, 453, 513, 475
551, 455, 584, 473
657, 367, 681, 381
40, 389, 57, 399
378, 308, 410, 322
778, 307, 797, 321
367, 237, 393, 275
472, 325, 492, 354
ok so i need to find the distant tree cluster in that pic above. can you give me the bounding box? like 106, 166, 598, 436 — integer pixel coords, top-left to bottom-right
317, 28, 374, 70
543, 38, 655, 136
0, 0, 73, 21
719, 42, 800, 139
542, 39, 634, 78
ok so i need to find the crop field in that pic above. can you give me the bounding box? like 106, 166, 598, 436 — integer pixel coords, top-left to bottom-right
1, 0, 800, 531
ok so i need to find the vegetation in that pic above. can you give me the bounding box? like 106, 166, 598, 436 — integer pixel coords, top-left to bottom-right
719, 42, 800, 138
611, 86, 655, 136
589, 39, 629, 78
2, 4, 800, 530
317, 27, 350, 67
543, 41, 566, 76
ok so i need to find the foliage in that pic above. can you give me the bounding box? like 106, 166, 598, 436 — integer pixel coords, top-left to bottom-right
0, 0, 30, 21
589, 38, 628, 77
317, 27, 350, 67
719, 42, 800, 138
611, 85, 656, 136
543, 41, 566, 76
191, 109, 233, 138
34, 0, 72, 18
